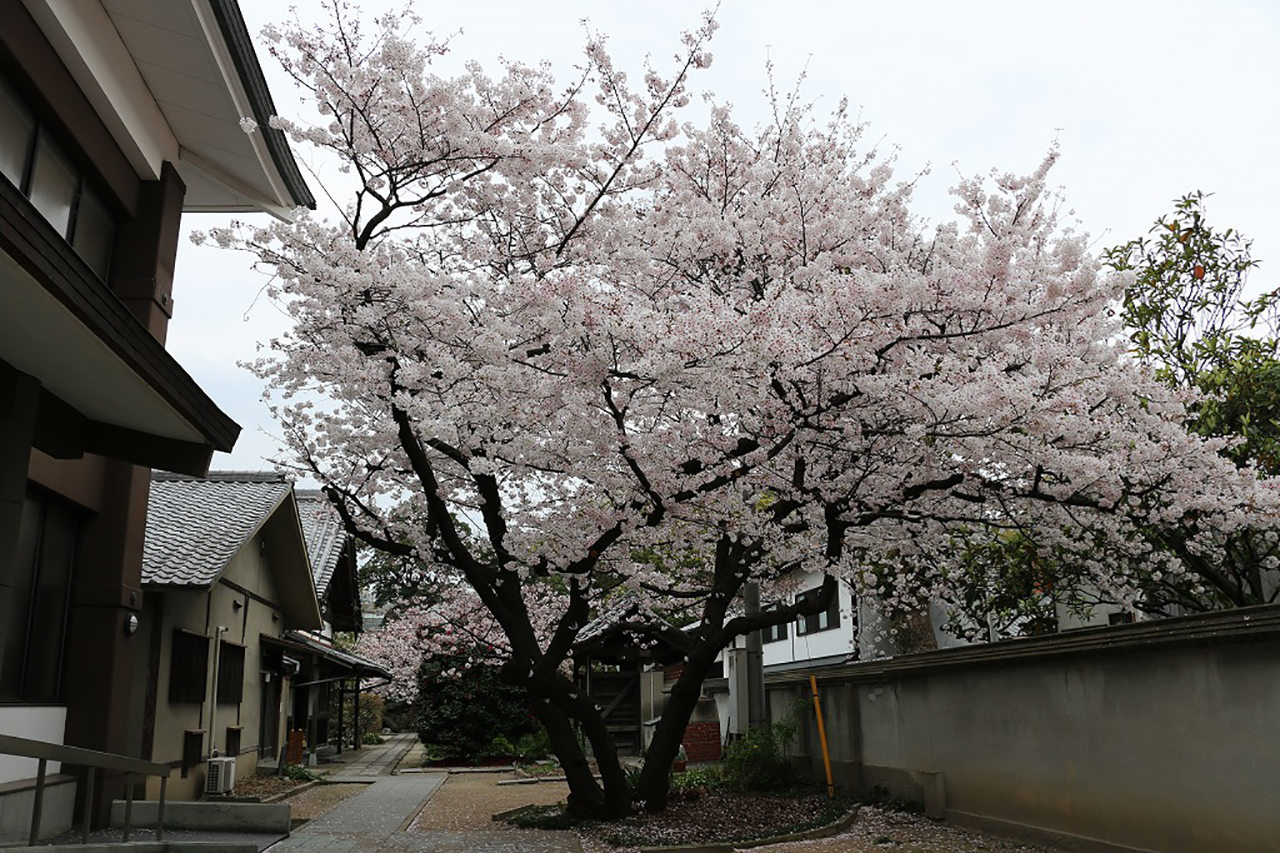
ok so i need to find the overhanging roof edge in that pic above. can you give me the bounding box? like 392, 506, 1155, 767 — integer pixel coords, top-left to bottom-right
0, 180, 240, 455
205, 0, 316, 210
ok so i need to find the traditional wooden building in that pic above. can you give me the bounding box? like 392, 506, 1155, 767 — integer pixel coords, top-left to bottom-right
0, 0, 312, 838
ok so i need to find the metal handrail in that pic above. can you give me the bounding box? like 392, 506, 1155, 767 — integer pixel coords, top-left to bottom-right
0, 733, 169, 846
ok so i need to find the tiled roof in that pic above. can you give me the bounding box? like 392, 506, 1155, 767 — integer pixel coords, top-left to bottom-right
295, 490, 347, 597
143, 472, 292, 587
577, 592, 663, 646
283, 630, 393, 679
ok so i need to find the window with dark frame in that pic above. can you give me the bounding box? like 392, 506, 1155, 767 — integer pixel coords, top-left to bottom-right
217, 641, 246, 704
0, 490, 81, 703
169, 630, 210, 703
0, 73, 116, 280
762, 604, 788, 643
795, 586, 841, 636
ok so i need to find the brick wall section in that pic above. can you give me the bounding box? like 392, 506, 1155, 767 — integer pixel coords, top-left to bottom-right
664, 662, 684, 683
683, 720, 721, 762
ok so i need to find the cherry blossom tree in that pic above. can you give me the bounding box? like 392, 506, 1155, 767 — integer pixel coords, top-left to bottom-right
356, 582, 562, 705
214, 4, 1280, 817
355, 595, 486, 705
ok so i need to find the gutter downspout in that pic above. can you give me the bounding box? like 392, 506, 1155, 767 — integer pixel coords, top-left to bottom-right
207, 626, 228, 757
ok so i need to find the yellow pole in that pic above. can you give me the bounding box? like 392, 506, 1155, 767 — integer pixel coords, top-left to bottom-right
809, 675, 835, 799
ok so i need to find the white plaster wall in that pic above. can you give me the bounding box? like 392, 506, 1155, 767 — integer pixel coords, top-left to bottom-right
712, 689, 732, 741
0, 706, 66, 783
762, 576, 857, 667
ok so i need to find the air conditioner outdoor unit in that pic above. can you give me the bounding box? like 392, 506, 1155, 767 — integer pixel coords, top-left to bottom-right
205, 757, 236, 795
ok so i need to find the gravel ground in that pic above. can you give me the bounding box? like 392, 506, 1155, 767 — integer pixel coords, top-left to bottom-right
750, 805, 1066, 853
408, 773, 571, 832
286, 783, 372, 822
406, 774, 1067, 853
233, 774, 311, 800
582, 790, 842, 849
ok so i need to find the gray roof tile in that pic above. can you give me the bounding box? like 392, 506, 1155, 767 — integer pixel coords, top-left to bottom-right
143, 472, 292, 587
294, 490, 347, 597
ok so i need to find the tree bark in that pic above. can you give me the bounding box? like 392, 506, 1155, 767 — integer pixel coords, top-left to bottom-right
529, 696, 605, 817
572, 693, 634, 817
892, 607, 938, 654
631, 647, 722, 812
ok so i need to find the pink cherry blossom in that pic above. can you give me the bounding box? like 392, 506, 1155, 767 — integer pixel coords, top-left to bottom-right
215, 5, 1279, 818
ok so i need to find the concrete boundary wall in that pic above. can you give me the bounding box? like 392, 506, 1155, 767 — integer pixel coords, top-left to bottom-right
763, 605, 1280, 853
0, 774, 76, 844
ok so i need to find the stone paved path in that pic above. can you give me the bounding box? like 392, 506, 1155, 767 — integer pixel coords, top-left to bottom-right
272, 766, 580, 853
284, 776, 443, 841
321, 733, 417, 781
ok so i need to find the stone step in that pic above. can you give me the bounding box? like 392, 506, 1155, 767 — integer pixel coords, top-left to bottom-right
109, 801, 290, 835
37, 843, 259, 853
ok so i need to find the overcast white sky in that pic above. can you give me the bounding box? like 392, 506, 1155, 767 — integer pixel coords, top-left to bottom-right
168, 0, 1280, 472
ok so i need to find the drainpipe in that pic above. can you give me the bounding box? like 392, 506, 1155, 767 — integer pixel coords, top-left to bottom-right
207, 627, 228, 757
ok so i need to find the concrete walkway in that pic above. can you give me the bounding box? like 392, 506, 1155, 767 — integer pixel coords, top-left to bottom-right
320, 733, 417, 781
269, 773, 580, 853
270, 733, 581, 853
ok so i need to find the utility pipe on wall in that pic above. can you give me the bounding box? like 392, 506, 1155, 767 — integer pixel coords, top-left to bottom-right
207, 626, 228, 757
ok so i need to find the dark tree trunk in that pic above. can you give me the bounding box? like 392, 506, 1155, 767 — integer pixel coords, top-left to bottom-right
530, 698, 606, 817
518, 661, 634, 820
892, 608, 937, 654
632, 649, 720, 812
574, 696, 634, 818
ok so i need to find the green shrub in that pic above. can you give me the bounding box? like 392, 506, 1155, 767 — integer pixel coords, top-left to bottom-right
720, 717, 799, 792
670, 765, 723, 792
513, 728, 551, 762
414, 645, 538, 759
362, 732, 385, 745
338, 691, 385, 747
487, 735, 515, 757
624, 762, 644, 792
280, 763, 322, 782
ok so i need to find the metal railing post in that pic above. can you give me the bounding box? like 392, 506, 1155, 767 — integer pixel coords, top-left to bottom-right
156, 774, 168, 842
29, 758, 47, 845
0, 733, 170, 845
122, 773, 134, 842
81, 767, 97, 844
